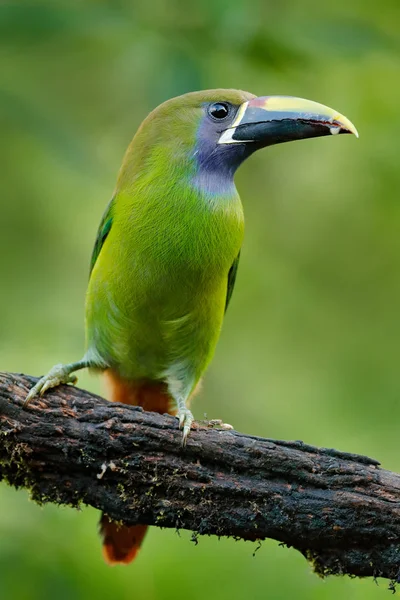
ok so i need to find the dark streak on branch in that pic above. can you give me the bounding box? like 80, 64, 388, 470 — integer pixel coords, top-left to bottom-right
0, 372, 399, 585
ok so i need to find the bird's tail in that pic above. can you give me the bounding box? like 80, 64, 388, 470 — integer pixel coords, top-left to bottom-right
99, 369, 175, 565
100, 515, 148, 565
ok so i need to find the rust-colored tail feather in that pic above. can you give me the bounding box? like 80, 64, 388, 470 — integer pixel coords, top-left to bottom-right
103, 369, 175, 413
99, 369, 174, 565
100, 515, 148, 565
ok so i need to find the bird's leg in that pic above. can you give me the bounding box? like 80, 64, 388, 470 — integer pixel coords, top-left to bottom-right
166, 375, 195, 446
24, 358, 92, 407
176, 397, 194, 447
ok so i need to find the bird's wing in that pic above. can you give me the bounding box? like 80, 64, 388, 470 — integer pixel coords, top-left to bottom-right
89, 198, 114, 275
225, 251, 241, 312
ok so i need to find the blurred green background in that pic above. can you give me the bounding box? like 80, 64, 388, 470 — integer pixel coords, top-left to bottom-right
1, 0, 400, 598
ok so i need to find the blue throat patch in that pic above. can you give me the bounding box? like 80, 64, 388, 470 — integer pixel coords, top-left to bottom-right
192, 115, 250, 197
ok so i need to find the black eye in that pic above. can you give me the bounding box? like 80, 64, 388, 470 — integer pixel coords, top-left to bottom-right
208, 102, 230, 120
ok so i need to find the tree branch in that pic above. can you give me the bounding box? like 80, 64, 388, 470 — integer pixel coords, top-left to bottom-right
0, 371, 399, 584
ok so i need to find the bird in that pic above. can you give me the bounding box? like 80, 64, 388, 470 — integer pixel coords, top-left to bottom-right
25, 89, 358, 565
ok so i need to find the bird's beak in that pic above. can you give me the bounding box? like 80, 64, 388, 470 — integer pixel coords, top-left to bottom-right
218, 96, 358, 146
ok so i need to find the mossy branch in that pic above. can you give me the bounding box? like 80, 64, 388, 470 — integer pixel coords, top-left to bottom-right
0, 371, 399, 585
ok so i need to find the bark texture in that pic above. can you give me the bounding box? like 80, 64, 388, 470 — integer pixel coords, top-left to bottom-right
1, 371, 399, 584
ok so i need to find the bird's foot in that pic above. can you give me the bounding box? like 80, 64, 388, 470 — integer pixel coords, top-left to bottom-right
177, 407, 194, 447
24, 363, 78, 407
207, 419, 234, 431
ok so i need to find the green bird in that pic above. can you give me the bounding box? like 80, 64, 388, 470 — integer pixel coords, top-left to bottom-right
25, 89, 358, 564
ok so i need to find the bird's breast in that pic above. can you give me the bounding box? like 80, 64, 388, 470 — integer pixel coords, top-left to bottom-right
85, 185, 244, 377
122, 188, 244, 279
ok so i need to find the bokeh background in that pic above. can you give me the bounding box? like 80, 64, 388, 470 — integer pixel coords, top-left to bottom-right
1, 0, 400, 598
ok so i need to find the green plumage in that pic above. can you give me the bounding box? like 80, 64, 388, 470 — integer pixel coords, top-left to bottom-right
225, 252, 240, 312
85, 90, 250, 403
89, 198, 114, 275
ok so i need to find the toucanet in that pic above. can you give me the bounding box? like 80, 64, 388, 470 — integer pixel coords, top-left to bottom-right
25, 89, 358, 564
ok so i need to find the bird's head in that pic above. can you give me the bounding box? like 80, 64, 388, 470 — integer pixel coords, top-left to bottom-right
118, 89, 358, 195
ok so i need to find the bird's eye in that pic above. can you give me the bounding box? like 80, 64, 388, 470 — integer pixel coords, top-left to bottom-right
208, 102, 230, 120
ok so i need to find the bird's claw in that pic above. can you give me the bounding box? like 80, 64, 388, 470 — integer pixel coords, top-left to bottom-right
178, 408, 194, 447
207, 419, 234, 431
24, 364, 78, 407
